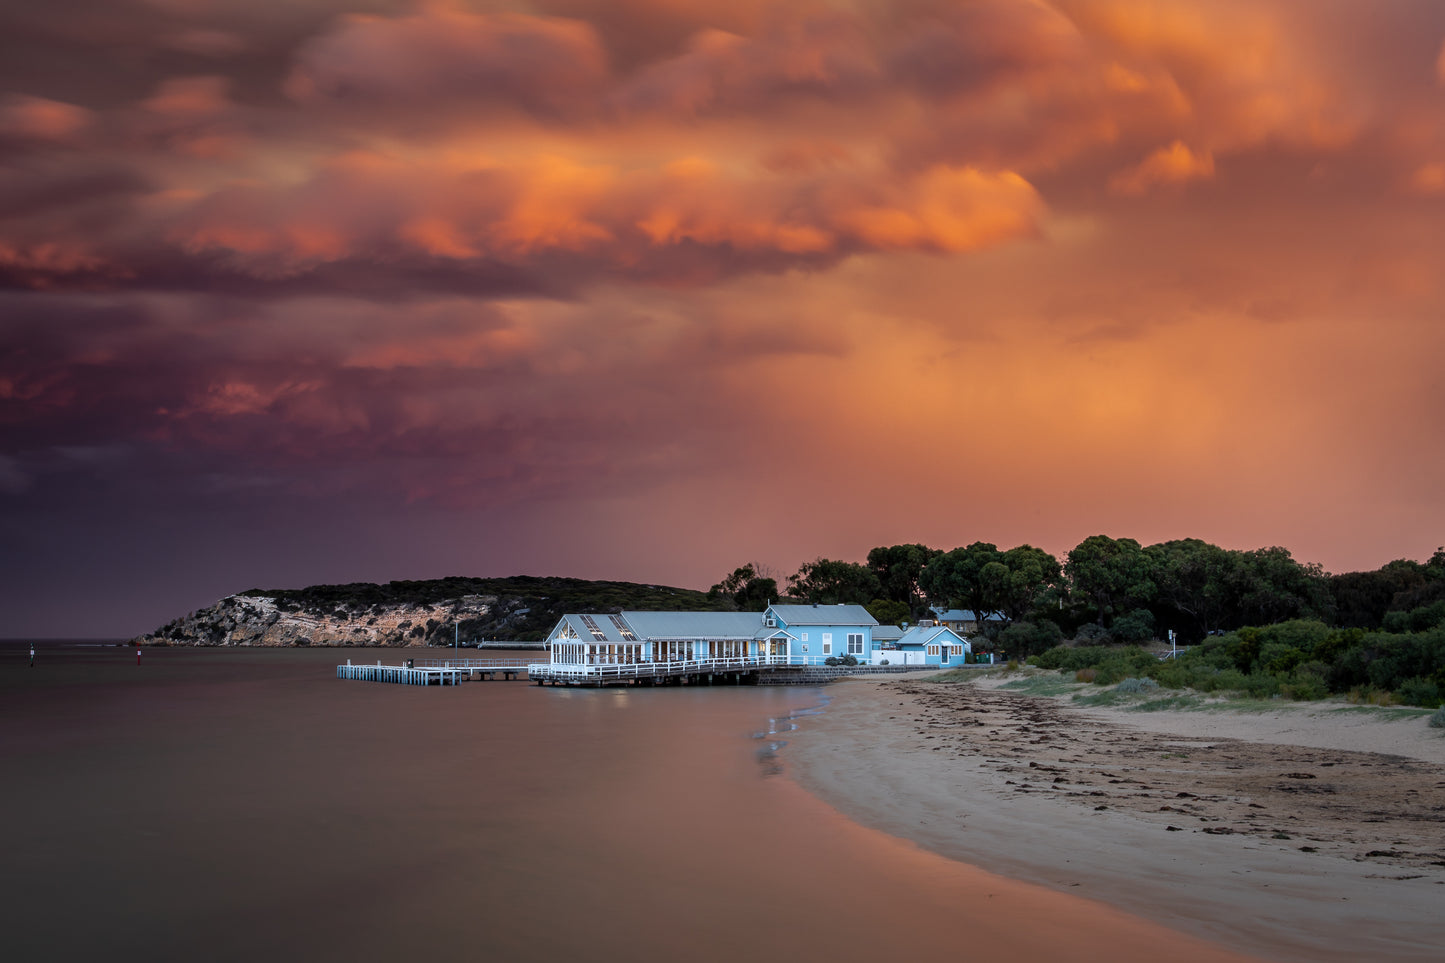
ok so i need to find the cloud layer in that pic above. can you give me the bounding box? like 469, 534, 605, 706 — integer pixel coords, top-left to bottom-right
4, 0, 1445, 634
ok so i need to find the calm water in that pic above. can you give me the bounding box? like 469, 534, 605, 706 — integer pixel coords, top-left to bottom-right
2, 643, 1248, 963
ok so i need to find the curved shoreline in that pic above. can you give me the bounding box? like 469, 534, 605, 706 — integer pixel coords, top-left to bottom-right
783, 673, 1445, 963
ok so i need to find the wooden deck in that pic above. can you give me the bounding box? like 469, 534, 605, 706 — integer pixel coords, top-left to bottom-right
525, 656, 954, 687
336, 658, 534, 685
336, 663, 466, 685
415, 658, 532, 680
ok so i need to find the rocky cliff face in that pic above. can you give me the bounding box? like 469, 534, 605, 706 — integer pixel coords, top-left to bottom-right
137, 594, 496, 647
134, 575, 728, 646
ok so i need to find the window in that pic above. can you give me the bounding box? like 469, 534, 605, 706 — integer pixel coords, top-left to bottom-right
801, 632, 808, 642
927, 644, 940, 656
847, 633, 864, 655
822, 641, 831, 655
764, 614, 775, 627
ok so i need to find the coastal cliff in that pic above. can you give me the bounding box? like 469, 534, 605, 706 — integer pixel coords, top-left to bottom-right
134, 575, 726, 646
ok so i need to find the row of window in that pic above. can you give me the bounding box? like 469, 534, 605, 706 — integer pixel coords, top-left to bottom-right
798, 631, 867, 656
925, 644, 967, 657
555, 632, 874, 659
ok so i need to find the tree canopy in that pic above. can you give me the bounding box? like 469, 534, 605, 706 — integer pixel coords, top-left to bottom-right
786, 558, 881, 606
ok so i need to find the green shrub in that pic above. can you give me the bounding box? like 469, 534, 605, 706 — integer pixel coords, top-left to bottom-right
1110, 609, 1155, 644
1259, 642, 1307, 674
1279, 662, 1329, 700
1115, 677, 1160, 694
1429, 707, 1445, 728
1092, 654, 1154, 685
1031, 645, 1154, 673
1397, 676, 1442, 708
1000, 620, 1064, 657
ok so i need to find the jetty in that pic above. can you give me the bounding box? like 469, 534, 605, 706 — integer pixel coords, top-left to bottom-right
415, 658, 532, 680
336, 661, 466, 685
336, 658, 534, 685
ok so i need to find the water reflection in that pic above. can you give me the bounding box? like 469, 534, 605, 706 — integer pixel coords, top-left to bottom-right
2, 647, 1253, 963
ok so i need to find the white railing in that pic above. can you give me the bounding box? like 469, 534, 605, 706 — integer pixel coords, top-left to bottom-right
529, 654, 792, 679
415, 658, 533, 669
526, 653, 903, 679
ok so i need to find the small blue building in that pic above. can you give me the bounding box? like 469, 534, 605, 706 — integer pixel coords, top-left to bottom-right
891, 624, 971, 666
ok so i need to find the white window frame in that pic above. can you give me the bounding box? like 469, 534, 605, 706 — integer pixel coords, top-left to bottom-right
847, 633, 864, 655
927, 644, 940, 656
801, 632, 808, 642
822, 642, 831, 655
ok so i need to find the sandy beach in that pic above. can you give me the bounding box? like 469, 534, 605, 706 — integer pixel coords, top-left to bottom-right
785, 669, 1445, 963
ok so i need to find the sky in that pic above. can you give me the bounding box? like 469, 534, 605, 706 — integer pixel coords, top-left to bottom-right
3, 0, 1444, 637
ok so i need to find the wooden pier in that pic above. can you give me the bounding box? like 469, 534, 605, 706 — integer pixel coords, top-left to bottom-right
415, 658, 532, 680
336, 662, 466, 685
335, 658, 534, 685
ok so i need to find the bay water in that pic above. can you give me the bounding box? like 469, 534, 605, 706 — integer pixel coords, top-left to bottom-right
2, 643, 1249, 962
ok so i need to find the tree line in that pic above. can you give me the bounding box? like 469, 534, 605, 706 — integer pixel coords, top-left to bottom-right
709, 537, 1445, 654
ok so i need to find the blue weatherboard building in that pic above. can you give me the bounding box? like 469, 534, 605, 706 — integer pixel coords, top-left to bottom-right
890, 624, 971, 666
762, 603, 877, 663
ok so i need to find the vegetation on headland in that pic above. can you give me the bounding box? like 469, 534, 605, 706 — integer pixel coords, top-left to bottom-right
149, 576, 728, 645
710, 537, 1445, 708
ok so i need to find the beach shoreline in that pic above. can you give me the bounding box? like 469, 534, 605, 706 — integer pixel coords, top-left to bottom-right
784, 671, 1445, 963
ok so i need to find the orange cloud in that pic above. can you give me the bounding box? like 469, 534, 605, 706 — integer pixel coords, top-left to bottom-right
0, 94, 92, 141
1061, 0, 1362, 153
831, 167, 1043, 252
1407, 161, 1445, 195
154, 148, 1042, 286
143, 76, 233, 117
285, 8, 609, 117
1109, 140, 1215, 194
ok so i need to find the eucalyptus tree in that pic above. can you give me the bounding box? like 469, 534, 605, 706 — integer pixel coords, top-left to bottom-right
1064, 535, 1156, 630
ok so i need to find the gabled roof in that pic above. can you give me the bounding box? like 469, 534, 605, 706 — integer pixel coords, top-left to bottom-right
623, 611, 764, 640
932, 608, 1006, 623
872, 624, 905, 642
896, 625, 969, 648
768, 603, 878, 626
554, 613, 637, 644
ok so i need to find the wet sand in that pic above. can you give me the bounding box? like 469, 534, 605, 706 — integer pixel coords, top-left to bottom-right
786, 670, 1445, 962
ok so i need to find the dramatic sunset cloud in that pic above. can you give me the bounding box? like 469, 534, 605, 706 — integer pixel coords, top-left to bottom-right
3, 0, 1445, 635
